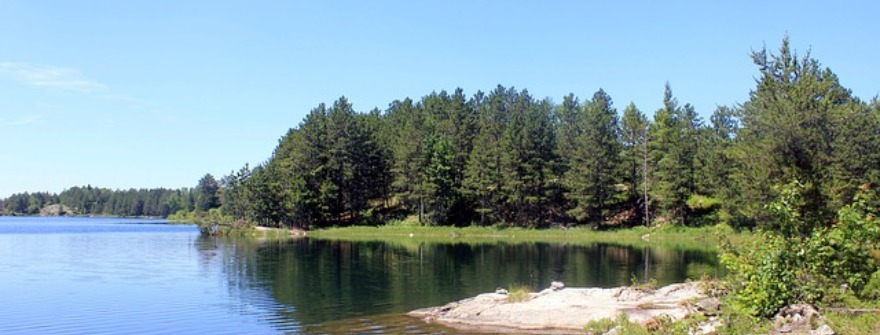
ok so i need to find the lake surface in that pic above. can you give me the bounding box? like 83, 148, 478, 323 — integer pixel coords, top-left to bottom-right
0, 217, 721, 334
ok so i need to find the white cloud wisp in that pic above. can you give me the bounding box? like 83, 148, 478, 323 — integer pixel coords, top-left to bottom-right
0, 61, 107, 93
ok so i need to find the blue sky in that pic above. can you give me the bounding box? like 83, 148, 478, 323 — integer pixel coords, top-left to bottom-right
1, 1, 878, 196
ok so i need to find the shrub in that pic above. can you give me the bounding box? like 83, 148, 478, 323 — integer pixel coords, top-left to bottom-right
583, 316, 618, 334
507, 284, 532, 303
720, 182, 880, 317
686, 195, 722, 226
858, 270, 880, 300
583, 314, 649, 335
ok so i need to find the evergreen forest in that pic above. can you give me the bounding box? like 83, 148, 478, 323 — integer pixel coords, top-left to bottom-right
4, 38, 879, 233
209, 38, 880, 231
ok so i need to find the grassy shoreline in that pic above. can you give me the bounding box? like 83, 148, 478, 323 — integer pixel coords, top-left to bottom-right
308, 223, 742, 250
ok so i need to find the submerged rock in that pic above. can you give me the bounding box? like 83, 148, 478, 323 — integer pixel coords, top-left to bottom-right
408, 282, 710, 334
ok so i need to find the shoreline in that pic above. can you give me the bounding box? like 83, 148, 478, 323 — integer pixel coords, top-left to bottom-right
308, 224, 735, 250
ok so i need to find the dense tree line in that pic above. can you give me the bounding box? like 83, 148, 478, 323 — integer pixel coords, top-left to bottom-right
4, 38, 877, 230
213, 38, 879, 230
1, 175, 223, 218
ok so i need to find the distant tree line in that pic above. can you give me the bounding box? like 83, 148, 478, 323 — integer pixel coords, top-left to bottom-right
0, 175, 222, 218
212, 38, 879, 230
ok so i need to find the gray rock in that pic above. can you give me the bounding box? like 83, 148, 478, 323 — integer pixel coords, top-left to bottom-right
695, 298, 721, 316
550, 281, 565, 291
811, 324, 835, 335
495, 288, 508, 295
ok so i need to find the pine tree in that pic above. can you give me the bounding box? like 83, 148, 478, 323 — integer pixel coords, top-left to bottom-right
497, 92, 556, 226
464, 86, 511, 225
563, 89, 620, 225
619, 103, 648, 200
384, 98, 430, 222
650, 84, 701, 224
619, 102, 649, 224
735, 36, 862, 226
194, 174, 220, 212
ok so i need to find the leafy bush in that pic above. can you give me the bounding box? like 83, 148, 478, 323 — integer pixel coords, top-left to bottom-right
720, 182, 880, 317
168, 208, 255, 235
860, 270, 880, 300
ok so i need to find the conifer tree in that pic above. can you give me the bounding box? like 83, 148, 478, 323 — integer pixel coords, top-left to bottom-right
563, 89, 620, 225
619, 102, 649, 224
464, 86, 511, 225
650, 84, 701, 224
735, 36, 865, 225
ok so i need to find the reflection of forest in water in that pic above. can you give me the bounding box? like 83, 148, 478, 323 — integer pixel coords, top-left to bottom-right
195, 237, 721, 329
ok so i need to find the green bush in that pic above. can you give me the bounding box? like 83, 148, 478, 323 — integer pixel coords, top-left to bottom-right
860, 270, 880, 300
686, 195, 722, 226
720, 182, 880, 317
182, 208, 255, 235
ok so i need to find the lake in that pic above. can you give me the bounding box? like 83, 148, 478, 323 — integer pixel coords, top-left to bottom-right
0, 217, 721, 334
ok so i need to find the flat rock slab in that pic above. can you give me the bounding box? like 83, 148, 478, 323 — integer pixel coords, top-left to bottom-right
408, 283, 705, 334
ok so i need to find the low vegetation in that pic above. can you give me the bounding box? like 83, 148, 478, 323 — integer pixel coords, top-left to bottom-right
506, 284, 532, 303
582, 313, 685, 335
168, 208, 255, 236
309, 218, 727, 250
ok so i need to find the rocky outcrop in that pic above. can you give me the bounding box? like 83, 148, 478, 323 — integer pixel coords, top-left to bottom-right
408, 282, 717, 334
771, 304, 836, 335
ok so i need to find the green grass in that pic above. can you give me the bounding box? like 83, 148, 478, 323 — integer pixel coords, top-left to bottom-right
507, 284, 533, 303
583, 316, 619, 334
308, 218, 741, 251
584, 314, 650, 335
824, 311, 880, 335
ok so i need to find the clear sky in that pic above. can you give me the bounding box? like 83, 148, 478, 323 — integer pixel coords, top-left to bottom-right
1, 1, 878, 196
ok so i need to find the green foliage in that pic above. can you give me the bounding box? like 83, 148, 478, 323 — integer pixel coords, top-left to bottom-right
194, 174, 220, 212
506, 284, 532, 303
824, 310, 880, 335
193, 208, 254, 236
686, 195, 722, 226
2, 186, 194, 218
732, 36, 879, 226
686, 195, 720, 212
256, 97, 391, 229
649, 84, 702, 225
583, 316, 619, 334
630, 275, 659, 291
714, 307, 771, 335
562, 89, 621, 225
583, 314, 656, 335
721, 182, 880, 317
859, 270, 880, 300
720, 230, 796, 317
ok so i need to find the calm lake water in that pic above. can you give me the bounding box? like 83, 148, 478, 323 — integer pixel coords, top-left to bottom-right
0, 217, 721, 334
